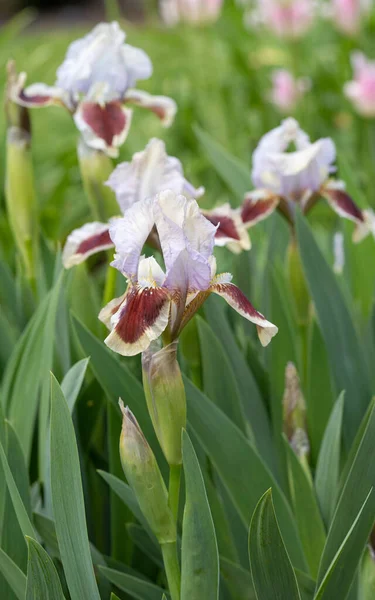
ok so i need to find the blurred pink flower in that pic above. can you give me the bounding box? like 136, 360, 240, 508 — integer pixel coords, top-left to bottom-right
331, 0, 371, 36
344, 51, 375, 117
269, 69, 310, 112
259, 0, 315, 38
160, 0, 223, 25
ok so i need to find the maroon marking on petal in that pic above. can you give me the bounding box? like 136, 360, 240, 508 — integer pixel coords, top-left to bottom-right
76, 229, 113, 256
324, 188, 364, 222
115, 286, 170, 344
241, 197, 277, 225
213, 283, 265, 320
18, 90, 54, 106
205, 214, 240, 241
81, 101, 127, 146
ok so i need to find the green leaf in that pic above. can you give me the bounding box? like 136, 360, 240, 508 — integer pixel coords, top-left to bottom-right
185, 377, 307, 572
126, 523, 163, 568
50, 375, 100, 600
220, 558, 256, 600
294, 569, 316, 600
25, 537, 65, 600
33, 512, 60, 558
98, 470, 156, 543
284, 440, 326, 578
0, 440, 35, 539
99, 566, 167, 600
306, 320, 334, 464
197, 316, 246, 432
204, 295, 277, 475
194, 125, 251, 205
249, 489, 301, 600
314, 490, 374, 600
316, 400, 375, 591
295, 211, 372, 447
0, 547, 26, 600
61, 358, 89, 413
315, 393, 344, 526
181, 430, 219, 600
5, 273, 64, 463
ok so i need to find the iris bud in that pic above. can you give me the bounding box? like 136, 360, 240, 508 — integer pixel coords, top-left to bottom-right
142, 341, 187, 466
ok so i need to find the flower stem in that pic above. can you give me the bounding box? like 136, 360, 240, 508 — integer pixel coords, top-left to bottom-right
103, 260, 117, 307
161, 541, 181, 600
168, 464, 182, 523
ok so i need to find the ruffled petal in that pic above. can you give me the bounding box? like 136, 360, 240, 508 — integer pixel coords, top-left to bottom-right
203, 203, 251, 254
210, 280, 278, 346
104, 285, 171, 356
320, 180, 374, 242
62, 222, 113, 268
98, 291, 127, 329
124, 89, 177, 127
106, 138, 202, 213
241, 190, 279, 227
110, 198, 155, 279
74, 99, 132, 157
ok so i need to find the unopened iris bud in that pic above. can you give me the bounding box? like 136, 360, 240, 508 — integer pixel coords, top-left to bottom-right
5, 61, 38, 286
283, 362, 309, 462
142, 341, 187, 466
78, 140, 119, 221
119, 400, 176, 544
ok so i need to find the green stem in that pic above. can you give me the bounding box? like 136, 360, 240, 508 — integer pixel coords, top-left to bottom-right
103, 260, 117, 307
168, 464, 182, 523
161, 541, 181, 600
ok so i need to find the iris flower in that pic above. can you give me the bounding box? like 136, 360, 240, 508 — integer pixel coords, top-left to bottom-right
239, 118, 375, 242
99, 190, 278, 356
62, 138, 245, 267
10, 22, 176, 157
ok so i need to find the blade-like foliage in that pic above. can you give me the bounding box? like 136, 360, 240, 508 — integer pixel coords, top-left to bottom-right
181, 430, 219, 600
25, 537, 65, 600
296, 211, 372, 447
50, 375, 100, 600
249, 489, 301, 600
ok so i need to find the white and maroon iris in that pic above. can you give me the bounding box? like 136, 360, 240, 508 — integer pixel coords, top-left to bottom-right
202, 203, 251, 254
344, 51, 375, 118
99, 190, 278, 356
240, 118, 375, 242
11, 22, 176, 156
62, 138, 203, 268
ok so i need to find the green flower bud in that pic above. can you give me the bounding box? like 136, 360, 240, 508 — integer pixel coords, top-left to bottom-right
119, 400, 176, 544
5, 61, 38, 285
78, 140, 119, 221
142, 341, 187, 466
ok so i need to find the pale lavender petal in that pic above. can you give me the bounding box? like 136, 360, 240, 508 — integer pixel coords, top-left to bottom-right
110, 198, 155, 279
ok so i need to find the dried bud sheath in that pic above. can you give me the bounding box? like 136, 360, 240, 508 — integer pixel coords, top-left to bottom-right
119, 401, 176, 544
142, 341, 187, 466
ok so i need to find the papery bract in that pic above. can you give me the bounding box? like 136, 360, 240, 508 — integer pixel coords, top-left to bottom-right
11, 22, 176, 156
99, 190, 278, 356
